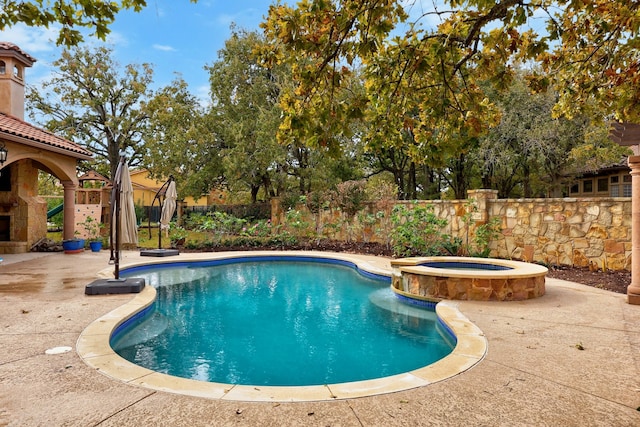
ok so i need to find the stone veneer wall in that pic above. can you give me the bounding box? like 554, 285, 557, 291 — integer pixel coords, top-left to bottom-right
487, 195, 631, 271
272, 190, 632, 271
394, 272, 546, 301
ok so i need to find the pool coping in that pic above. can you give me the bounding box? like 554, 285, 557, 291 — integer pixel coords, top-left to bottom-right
392, 256, 548, 279
77, 251, 487, 402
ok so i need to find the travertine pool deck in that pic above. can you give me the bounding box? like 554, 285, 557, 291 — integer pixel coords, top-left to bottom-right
1, 250, 639, 426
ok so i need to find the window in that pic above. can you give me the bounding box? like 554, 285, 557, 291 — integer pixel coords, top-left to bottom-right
0, 61, 5, 74
13, 64, 22, 79
611, 185, 620, 197
624, 174, 632, 183
597, 178, 608, 192
623, 184, 632, 197
570, 183, 579, 194
611, 175, 619, 184
583, 179, 593, 193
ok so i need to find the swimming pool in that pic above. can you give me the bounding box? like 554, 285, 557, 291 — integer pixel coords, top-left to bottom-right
78, 252, 487, 401
112, 258, 454, 386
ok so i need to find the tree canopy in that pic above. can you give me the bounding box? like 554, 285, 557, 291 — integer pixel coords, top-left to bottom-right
206, 28, 288, 203
27, 45, 153, 180
142, 77, 220, 200
260, 0, 639, 159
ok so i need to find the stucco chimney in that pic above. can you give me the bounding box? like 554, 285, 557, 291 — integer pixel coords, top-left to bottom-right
0, 42, 36, 120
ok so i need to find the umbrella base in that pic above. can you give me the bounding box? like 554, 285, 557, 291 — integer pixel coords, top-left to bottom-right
85, 277, 145, 295
139, 248, 180, 257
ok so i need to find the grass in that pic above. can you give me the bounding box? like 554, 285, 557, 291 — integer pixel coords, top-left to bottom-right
47, 226, 208, 250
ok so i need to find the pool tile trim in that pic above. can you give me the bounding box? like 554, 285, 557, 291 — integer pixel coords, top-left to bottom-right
77, 251, 487, 402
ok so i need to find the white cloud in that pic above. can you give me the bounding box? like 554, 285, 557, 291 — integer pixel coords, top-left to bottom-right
215, 7, 264, 28
0, 23, 59, 53
104, 30, 129, 48
153, 44, 176, 52
195, 84, 211, 107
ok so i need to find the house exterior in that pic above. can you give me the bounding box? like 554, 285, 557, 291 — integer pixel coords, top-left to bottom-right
568, 163, 632, 198
568, 124, 640, 198
0, 42, 91, 253
128, 169, 209, 208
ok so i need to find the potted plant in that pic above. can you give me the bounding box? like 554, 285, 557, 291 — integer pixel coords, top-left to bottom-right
62, 230, 85, 254
79, 215, 104, 252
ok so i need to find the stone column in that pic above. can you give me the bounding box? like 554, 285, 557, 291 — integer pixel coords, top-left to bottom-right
62, 180, 76, 241
627, 156, 640, 304
466, 189, 498, 223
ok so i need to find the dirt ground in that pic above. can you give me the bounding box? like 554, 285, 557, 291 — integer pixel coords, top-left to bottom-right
181, 240, 631, 295
545, 265, 630, 294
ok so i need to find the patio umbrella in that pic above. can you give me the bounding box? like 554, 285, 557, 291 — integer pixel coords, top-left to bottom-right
119, 160, 138, 245
159, 178, 176, 237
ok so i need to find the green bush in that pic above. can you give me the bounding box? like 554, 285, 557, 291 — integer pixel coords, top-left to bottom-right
390, 202, 448, 257
468, 216, 501, 257
197, 211, 247, 237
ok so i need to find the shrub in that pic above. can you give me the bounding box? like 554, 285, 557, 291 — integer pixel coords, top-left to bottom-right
331, 180, 367, 218
390, 202, 448, 257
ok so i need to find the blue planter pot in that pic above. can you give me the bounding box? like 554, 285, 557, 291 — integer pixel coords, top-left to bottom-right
62, 239, 85, 254
89, 241, 103, 252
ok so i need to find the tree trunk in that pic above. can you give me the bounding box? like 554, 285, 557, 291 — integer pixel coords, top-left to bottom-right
250, 185, 260, 204
408, 162, 417, 200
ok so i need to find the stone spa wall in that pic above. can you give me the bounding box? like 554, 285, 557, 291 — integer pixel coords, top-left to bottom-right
390, 257, 548, 302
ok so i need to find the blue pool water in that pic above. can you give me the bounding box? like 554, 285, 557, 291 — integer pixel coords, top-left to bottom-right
111, 258, 455, 386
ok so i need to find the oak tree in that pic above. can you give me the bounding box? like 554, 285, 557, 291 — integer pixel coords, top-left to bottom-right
260, 0, 639, 172
27, 45, 153, 179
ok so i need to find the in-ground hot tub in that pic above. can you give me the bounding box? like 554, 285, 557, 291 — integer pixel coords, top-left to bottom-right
391, 256, 547, 301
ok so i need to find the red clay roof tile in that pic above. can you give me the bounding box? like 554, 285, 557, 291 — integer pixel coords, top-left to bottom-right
0, 112, 91, 158
0, 42, 36, 65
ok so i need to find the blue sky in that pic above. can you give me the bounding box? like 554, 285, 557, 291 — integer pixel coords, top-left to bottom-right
0, 0, 276, 103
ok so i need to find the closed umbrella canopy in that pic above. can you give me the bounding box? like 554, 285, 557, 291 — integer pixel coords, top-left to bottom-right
119, 162, 138, 244
160, 179, 176, 233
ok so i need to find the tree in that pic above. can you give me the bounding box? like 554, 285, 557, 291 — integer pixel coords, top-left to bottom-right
476, 73, 629, 198
536, 0, 640, 122
142, 77, 222, 200
27, 45, 153, 180
0, 1, 197, 47
206, 28, 289, 203
260, 0, 639, 175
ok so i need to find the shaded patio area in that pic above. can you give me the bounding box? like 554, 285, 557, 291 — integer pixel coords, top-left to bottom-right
0, 251, 639, 426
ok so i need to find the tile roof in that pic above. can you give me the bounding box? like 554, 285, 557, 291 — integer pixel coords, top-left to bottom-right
0, 112, 91, 158
0, 42, 36, 65
79, 170, 110, 183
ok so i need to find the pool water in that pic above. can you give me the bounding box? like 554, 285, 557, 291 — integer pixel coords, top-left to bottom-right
112, 260, 455, 386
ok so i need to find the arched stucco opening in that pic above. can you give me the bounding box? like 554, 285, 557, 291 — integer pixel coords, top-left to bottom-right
0, 138, 90, 253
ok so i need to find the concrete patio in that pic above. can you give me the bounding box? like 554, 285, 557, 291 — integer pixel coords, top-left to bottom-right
0, 250, 639, 426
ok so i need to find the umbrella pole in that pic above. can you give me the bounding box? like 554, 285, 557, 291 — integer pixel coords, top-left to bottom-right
158, 212, 162, 249
149, 177, 172, 250
113, 156, 125, 280
140, 175, 178, 258
114, 183, 121, 279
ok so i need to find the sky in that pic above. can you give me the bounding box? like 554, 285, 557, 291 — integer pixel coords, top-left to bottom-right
0, 0, 277, 103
